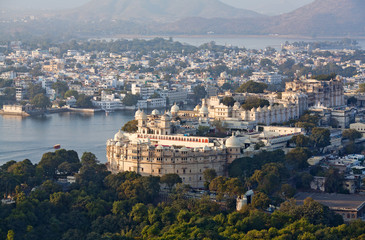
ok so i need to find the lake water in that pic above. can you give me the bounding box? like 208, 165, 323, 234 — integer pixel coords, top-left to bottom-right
173, 36, 365, 50
110, 35, 365, 50
0, 111, 135, 165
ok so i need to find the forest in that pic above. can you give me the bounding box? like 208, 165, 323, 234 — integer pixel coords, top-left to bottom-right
1, 148, 365, 240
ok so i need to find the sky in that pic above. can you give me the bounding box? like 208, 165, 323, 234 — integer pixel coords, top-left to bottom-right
1, 0, 314, 15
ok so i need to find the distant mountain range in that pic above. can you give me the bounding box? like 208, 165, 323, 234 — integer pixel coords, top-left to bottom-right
58, 0, 262, 22
1, 0, 364, 39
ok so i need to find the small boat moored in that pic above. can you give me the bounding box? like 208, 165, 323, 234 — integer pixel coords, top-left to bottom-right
54, 144, 61, 149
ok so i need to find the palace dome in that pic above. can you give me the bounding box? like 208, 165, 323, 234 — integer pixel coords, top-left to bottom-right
114, 130, 124, 141
151, 109, 160, 115
225, 135, 241, 148
139, 110, 147, 120
200, 105, 209, 115
135, 108, 142, 118
171, 103, 180, 113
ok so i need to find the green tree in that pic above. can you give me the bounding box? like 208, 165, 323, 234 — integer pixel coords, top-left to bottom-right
64, 90, 79, 99
121, 120, 138, 133
221, 96, 235, 107
310, 128, 330, 153
31, 93, 51, 109
203, 169, 217, 189
241, 97, 270, 110
285, 148, 311, 170
52, 81, 69, 98
236, 81, 268, 93
122, 94, 140, 106
6, 230, 15, 240
291, 135, 311, 148
76, 94, 93, 108
359, 83, 365, 93
160, 174, 182, 191
342, 129, 362, 142
193, 85, 207, 102
252, 192, 270, 209
27, 83, 45, 99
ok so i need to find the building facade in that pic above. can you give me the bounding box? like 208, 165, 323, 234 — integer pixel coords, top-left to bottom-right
285, 78, 344, 108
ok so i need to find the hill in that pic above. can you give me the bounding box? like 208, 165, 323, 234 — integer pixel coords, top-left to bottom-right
60, 0, 262, 23
158, 0, 365, 36
267, 0, 365, 36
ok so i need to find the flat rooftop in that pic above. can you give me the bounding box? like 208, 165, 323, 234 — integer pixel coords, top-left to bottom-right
295, 192, 365, 211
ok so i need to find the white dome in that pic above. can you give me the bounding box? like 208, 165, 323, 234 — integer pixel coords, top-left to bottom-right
156, 145, 164, 150
200, 105, 209, 115
226, 135, 241, 148
171, 103, 180, 113
135, 108, 142, 118
139, 110, 147, 120
151, 109, 160, 115
114, 130, 124, 141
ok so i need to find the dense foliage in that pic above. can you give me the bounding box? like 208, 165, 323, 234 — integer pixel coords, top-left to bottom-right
236, 81, 268, 94
1, 149, 364, 240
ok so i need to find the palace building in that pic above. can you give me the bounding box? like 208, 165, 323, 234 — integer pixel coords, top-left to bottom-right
107, 106, 243, 188
107, 104, 304, 188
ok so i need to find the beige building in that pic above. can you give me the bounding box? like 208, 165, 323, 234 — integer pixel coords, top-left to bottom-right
199, 97, 301, 126
107, 107, 243, 188
107, 106, 305, 188
285, 78, 344, 108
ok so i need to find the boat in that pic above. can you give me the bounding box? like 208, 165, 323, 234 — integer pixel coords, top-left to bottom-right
54, 144, 61, 149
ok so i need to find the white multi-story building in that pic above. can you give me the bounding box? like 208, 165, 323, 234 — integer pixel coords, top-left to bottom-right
131, 84, 155, 99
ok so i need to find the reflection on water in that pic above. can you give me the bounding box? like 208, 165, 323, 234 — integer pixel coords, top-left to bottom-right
0, 111, 135, 164
1, 115, 25, 121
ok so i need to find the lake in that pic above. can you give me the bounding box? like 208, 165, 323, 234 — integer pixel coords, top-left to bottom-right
0, 111, 135, 165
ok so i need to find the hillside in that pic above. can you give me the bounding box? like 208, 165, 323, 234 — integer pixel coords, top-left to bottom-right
267, 0, 365, 36
60, 0, 262, 23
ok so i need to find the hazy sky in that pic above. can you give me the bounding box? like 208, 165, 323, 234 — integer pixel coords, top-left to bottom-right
1, 0, 314, 15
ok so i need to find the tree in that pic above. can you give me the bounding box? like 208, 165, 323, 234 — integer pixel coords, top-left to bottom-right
252, 192, 270, 209
359, 83, 365, 93
236, 81, 268, 93
160, 174, 182, 191
342, 129, 362, 142
28, 83, 45, 99
196, 125, 210, 136
221, 96, 235, 107
122, 94, 140, 106
6, 230, 15, 240
241, 97, 270, 110
31, 93, 51, 109
280, 184, 296, 199
193, 85, 207, 102
52, 81, 69, 98
291, 135, 311, 148
310, 128, 330, 153
122, 120, 138, 133
64, 90, 79, 99
313, 73, 337, 81
203, 169, 217, 184
76, 94, 93, 108
325, 168, 346, 193
203, 169, 217, 189
285, 148, 311, 170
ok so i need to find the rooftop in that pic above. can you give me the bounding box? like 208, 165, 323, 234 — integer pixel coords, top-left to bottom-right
295, 192, 365, 211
